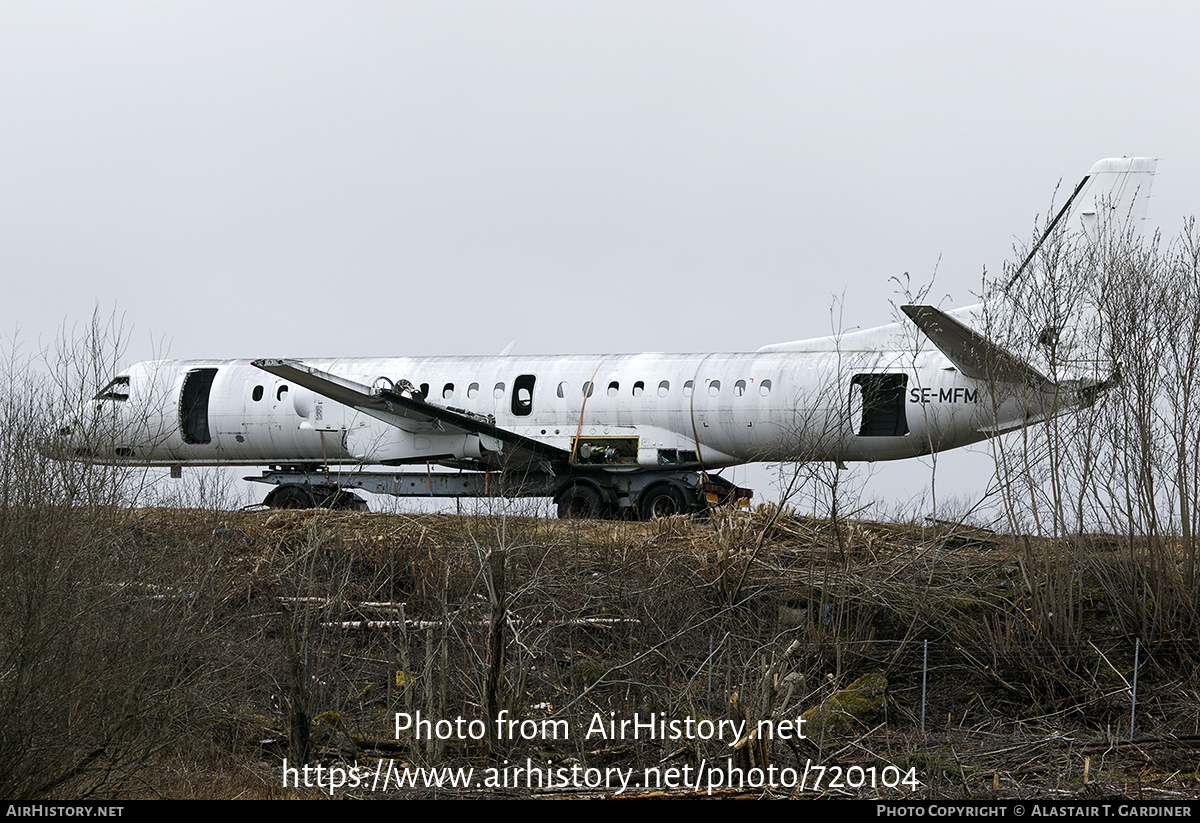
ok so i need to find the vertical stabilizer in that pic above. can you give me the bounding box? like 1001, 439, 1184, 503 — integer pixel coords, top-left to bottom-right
988, 157, 1157, 386
1073, 156, 1157, 235
1005, 157, 1156, 292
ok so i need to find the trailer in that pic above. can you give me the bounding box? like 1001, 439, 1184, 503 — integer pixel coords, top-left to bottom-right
246, 466, 752, 520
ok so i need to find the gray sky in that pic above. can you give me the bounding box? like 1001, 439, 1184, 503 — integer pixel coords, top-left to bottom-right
3, 1, 1196, 515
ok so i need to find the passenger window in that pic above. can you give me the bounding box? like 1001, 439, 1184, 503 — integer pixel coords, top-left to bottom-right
734, 379, 746, 397
277, 385, 289, 401
658, 380, 670, 397
252, 385, 264, 402
683, 381, 693, 397
760, 379, 772, 397
607, 381, 619, 397
633, 381, 644, 397
442, 383, 455, 400
708, 380, 721, 396
467, 382, 479, 399
493, 382, 506, 399
557, 381, 568, 398
582, 381, 594, 398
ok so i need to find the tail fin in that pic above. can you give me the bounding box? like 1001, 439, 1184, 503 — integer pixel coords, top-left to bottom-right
1004, 156, 1156, 293
1074, 156, 1157, 232
933, 157, 1158, 401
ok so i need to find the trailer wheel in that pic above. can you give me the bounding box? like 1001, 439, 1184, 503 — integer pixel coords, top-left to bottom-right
640, 483, 690, 519
556, 484, 605, 520
264, 484, 316, 509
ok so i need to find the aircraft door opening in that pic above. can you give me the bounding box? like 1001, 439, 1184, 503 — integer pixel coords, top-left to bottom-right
849, 374, 909, 437
512, 374, 536, 417
180, 368, 218, 445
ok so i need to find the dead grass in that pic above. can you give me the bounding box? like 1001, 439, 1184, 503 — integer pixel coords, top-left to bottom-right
11, 504, 1200, 799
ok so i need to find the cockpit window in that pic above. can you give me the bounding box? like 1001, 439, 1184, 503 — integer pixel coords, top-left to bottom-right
94, 375, 130, 401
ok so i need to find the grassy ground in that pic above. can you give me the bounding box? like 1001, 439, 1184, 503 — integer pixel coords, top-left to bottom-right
7, 504, 1200, 799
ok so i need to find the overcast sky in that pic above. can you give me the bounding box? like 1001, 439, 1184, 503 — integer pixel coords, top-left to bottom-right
3, 2, 1196, 515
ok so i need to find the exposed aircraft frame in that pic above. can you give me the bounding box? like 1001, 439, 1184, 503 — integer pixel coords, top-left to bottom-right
55, 157, 1157, 518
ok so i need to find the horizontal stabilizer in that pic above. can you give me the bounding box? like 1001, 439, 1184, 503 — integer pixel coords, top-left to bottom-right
900, 305, 1053, 391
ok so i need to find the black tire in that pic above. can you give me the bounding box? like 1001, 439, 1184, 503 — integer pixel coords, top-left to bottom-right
264, 484, 316, 509
639, 483, 690, 520
556, 484, 605, 520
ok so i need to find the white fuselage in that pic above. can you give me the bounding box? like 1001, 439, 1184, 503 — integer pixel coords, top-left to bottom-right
64, 317, 1043, 473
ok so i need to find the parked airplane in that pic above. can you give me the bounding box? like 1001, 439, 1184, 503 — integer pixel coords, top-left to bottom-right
57, 157, 1156, 518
